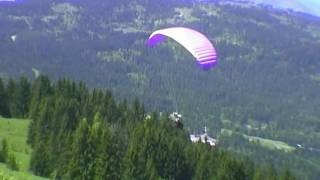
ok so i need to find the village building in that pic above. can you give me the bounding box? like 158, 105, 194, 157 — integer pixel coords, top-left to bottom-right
189, 126, 217, 147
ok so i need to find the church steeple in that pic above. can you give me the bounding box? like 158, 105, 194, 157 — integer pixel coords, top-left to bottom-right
204, 126, 207, 136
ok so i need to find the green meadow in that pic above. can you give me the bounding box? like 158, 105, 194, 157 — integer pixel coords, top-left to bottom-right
0, 117, 47, 180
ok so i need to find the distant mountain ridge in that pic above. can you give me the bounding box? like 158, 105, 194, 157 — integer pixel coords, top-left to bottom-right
196, 0, 320, 17
239, 0, 320, 17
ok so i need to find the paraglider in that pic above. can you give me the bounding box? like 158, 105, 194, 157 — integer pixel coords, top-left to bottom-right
147, 27, 217, 70
10, 34, 17, 42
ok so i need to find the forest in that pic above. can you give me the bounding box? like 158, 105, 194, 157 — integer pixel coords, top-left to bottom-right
0, 0, 320, 179
0, 76, 296, 179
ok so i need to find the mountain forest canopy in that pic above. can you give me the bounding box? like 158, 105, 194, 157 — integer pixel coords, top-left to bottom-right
0, 76, 297, 179
0, 0, 320, 179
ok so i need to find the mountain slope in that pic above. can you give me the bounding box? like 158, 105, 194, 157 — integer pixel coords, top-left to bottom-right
0, 117, 48, 180
245, 0, 320, 17
0, 0, 320, 146
0, 0, 320, 178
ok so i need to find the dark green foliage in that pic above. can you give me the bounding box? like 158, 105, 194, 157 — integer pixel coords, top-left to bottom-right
0, 139, 19, 171
253, 165, 277, 180
10, 77, 31, 118
2, 76, 296, 179
6, 153, 19, 171
0, 78, 10, 117
28, 75, 53, 119
279, 169, 297, 180
27, 76, 53, 146
216, 156, 247, 180
67, 118, 92, 179
0, 77, 32, 118
0, 139, 9, 163
123, 117, 190, 180
6, 79, 16, 118
30, 141, 52, 177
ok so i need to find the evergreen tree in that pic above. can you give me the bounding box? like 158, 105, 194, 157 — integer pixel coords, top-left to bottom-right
54, 134, 73, 179
68, 118, 97, 179
253, 165, 281, 180
130, 98, 145, 123
253, 167, 264, 180
279, 168, 296, 180
193, 151, 217, 180
145, 159, 161, 180
28, 98, 53, 147
66, 99, 81, 131
123, 119, 154, 180
11, 77, 31, 118
28, 75, 53, 119
6, 153, 19, 171
0, 78, 10, 117
216, 156, 247, 180
30, 141, 52, 176
29, 99, 55, 176
94, 120, 123, 180
123, 117, 189, 180
0, 139, 9, 163
118, 100, 129, 125
6, 79, 16, 117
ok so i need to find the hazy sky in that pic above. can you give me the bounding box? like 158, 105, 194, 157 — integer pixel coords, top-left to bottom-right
249, 0, 320, 16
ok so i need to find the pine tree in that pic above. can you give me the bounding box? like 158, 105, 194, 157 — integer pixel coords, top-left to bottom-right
28, 98, 53, 147
6, 153, 19, 171
123, 122, 149, 180
96, 118, 122, 180
118, 100, 128, 125
216, 156, 247, 180
253, 167, 265, 180
145, 158, 161, 180
5, 77, 31, 118
0, 78, 10, 117
63, 98, 80, 132
123, 117, 189, 180
194, 151, 216, 180
0, 139, 9, 163
6, 79, 16, 117
13, 77, 31, 118
30, 141, 52, 176
28, 75, 53, 119
54, 134, 73, 179
131, 98, 145, 123
279, 168, 296, 180
68, 118, 96, 179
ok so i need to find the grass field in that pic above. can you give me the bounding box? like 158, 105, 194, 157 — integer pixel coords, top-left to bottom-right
243, 135, 296, 152
221, 129, 296, 152
0, 117, 48, 180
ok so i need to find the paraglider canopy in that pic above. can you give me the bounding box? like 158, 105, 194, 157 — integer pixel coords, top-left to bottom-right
10, 34, 17, 42
147, 27, 217, 70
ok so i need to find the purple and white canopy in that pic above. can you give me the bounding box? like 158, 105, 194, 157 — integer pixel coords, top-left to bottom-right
147, 27, 217, 70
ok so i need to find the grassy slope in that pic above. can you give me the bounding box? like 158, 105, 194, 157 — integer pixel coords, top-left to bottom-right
221, 129, 296, 152
0, 117, 47, 180
243, 135, 296, 152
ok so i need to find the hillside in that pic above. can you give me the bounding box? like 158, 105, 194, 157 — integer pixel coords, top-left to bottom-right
0, 117, 48, 180
243, 0, 320, 17
0, 0, 320, 179
0, 78, 297, 179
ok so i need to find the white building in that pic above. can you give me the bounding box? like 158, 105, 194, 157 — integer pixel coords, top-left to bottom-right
169, 112, 182, 122
190, 126, 217, 147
